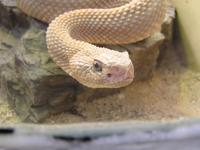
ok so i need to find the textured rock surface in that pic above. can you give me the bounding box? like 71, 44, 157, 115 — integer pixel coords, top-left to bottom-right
0, 2, 174, 122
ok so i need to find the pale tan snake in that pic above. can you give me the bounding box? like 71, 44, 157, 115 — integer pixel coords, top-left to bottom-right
16, 0, 167, 88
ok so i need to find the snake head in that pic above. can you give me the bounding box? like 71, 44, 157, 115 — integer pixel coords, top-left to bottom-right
69, 47, 134, 88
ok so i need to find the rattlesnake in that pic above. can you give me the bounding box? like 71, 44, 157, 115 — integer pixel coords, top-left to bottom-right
16, 0, 167, 88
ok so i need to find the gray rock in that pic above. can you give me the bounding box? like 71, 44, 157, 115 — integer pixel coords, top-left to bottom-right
0, 3, 175, 122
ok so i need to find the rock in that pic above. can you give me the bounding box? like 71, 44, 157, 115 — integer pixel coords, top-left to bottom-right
0, 3, 175, 122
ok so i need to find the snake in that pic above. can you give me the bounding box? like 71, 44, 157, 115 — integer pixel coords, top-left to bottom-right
16, 0, 167, 88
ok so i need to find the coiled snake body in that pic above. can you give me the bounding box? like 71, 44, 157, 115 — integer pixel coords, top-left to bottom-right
17, 0, 167, 88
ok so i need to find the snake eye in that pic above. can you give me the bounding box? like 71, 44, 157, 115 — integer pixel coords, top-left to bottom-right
93, 60, 102, 72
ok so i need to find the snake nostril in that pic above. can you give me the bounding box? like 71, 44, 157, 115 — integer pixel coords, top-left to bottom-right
107, 73, 112, 78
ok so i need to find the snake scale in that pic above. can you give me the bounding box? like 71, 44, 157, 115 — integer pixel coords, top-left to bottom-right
16, 0, 167, 88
